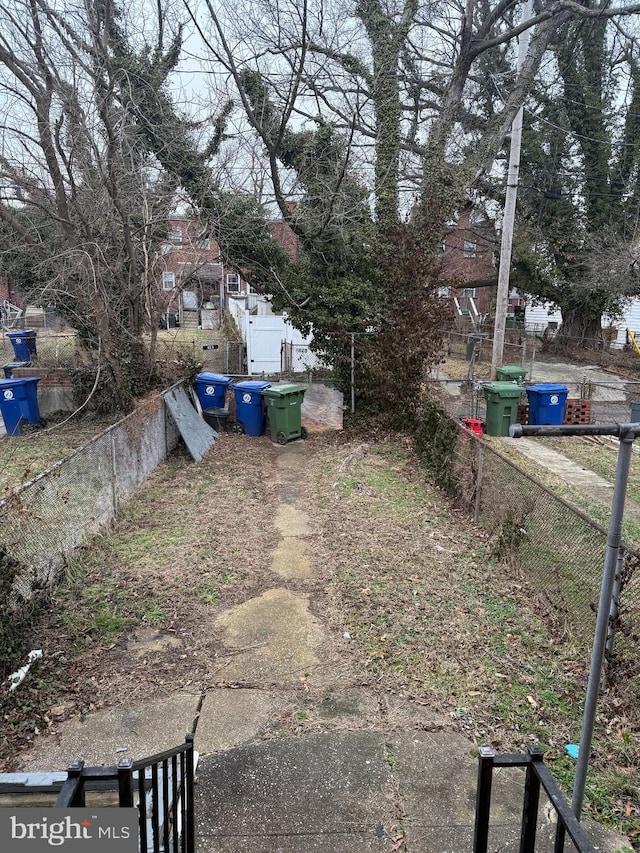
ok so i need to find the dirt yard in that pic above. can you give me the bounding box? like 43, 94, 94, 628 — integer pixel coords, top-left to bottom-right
1, 427, 638, 843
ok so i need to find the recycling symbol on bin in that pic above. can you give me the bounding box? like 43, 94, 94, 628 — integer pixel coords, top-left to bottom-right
242, 392, 252, 403
550, 394, 559, 405
15, 338, 22, 344
205, 385, 215, 395
3, 390, 14, 400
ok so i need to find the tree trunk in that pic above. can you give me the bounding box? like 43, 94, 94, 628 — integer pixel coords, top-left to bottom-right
558, 308, 603, 349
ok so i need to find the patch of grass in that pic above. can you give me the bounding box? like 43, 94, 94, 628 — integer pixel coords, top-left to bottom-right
142, 604, 164, 625
320, 439, 640, 846
495, 435, 640, 546
92, 607, 132, 639
0, 414, 120, 493
197, 569, 241, 605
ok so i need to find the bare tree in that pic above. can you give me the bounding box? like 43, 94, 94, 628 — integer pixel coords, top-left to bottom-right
0, 0, 178, 411
183, 0, 640, 232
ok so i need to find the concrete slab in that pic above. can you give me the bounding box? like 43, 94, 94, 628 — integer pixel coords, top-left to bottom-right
403, 824, 518, 853
274, 442, 307, 467
18, 691, 200, 769
194, 732, 392, 847
391, 732, 629, 853
195, 689, 283, 755
213, 589, 324, 682
273, 504, 313, 537
197, 833, 386, 852
314, 688, 381, 723
271, 536, 312, 578
390, 731, 494, 826
528, 361, 627, 402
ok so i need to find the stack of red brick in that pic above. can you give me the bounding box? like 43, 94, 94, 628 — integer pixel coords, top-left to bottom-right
517, 398, 591, 425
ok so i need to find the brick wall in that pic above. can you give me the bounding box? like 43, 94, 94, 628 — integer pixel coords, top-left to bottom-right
11, 367, 74, 414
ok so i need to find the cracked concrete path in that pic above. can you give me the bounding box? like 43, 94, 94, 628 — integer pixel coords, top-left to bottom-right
12, 439, 630, 853
190, 442, 628, 853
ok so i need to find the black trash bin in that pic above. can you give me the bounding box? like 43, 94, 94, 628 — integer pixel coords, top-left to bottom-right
202, 407, 229, 432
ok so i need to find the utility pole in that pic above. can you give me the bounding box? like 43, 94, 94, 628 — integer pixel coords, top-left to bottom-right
491, 0, 533, 378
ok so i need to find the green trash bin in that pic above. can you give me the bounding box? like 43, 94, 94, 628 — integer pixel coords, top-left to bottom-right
483, 382, 524, 436
495, 365, 527, 384
262, 383, 307, 445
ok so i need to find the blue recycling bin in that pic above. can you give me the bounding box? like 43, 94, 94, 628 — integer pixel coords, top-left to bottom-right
193, 372, 232, 410
6, 330, 37, 361
525, 383, 569, 425
230, 380, 271, 436
0, 377, 41, 435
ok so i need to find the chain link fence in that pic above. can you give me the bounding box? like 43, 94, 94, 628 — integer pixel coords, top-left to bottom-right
280, 341, 329, 376
0, 330, 248, 376
1, 391, 180, 603
417, 401, 640, 683
0, 331, 79, 369
154, 336, 246, 375
438, 330, 640, 424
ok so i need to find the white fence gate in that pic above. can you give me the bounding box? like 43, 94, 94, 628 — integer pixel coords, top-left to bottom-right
246, 316, 286, 374
229, 299, 321, 374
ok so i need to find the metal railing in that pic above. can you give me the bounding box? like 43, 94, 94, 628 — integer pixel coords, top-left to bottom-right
474, 746, 595, 853
1, 735, 195, 853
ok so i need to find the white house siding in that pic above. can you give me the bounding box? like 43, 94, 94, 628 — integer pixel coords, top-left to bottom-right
604, 300, 640, 349
523, 296, 640, 349
524, 300, 563, 333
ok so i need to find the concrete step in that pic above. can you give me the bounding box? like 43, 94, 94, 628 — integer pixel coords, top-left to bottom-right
193, 730, 625, 853
181, 312, 200, 330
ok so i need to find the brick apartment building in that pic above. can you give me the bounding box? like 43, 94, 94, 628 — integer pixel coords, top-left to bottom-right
159, 215, 251, 329
439, 206, 525, 327
160, 213, 300, 328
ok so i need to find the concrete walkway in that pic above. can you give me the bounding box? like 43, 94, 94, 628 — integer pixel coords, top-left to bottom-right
503, 437, 640, 524
12, 441, 630, 852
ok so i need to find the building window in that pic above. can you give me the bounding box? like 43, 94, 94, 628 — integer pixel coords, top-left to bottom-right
463, 239, 477, 258
437, 286, 450, 297
162, 272, 175, 291
226, 273, 240, 293
463, 287, 476, 298
194, 235, 211, 250
169, 227, 182, 245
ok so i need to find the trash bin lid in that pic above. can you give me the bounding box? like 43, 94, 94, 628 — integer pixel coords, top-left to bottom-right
0, 377, 40, 387
496, 365, 527, 376
231, 380, 272, 392
483, 381, 524, 397
525, 383, 569, 393
6, 329, 36, 337
195, 372, 232, 385
262, 383, 306, 398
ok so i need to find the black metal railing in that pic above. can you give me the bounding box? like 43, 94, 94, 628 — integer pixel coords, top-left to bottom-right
0, 734, 195, 853
131, 735, 195, 853
474, 745, 596, 853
